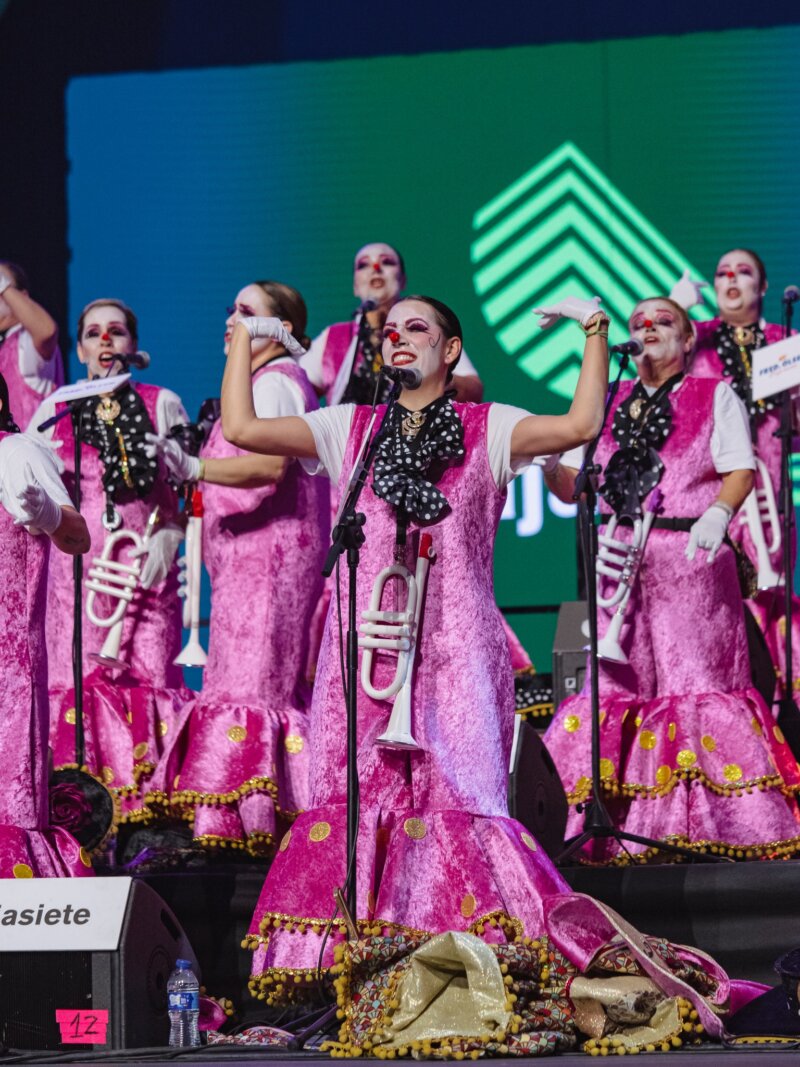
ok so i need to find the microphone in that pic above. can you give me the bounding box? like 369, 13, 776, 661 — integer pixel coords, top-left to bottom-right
610, 338, 644, 357
116, 350, 150, 369
782, 285, 800, 304
380, 364, 422, 390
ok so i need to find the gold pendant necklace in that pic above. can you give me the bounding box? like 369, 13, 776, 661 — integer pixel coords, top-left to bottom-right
628, 397, 645, 422
401, 410, 427, 439
96, 394, 121, 423
732, 325, 756, 347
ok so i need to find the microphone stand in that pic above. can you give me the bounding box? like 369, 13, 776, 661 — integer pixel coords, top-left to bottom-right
557, 353, 727, 865
289, 378, 404, 1050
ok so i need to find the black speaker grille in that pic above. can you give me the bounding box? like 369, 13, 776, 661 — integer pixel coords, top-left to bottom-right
0, 951, 93, 1051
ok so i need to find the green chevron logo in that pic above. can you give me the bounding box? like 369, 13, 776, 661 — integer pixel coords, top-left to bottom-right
471, 142, 713, 399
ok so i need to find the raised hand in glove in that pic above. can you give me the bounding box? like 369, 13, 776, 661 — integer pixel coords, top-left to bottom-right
144, 432, 201, 484
239, 316, 307, 358
685, 502, 732, 564
129, 525, 184, 589
15, 465, 62, 535
533, 295, 603, 329
669, 269, 707, 311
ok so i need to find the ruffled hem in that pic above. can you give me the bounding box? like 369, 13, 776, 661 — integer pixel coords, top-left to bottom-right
568, 765, 800, 803
566, 830, 800, 868
0, 825, 94, 878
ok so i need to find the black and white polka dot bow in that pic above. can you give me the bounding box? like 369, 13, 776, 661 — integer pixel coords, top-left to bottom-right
372, 396, 465, 523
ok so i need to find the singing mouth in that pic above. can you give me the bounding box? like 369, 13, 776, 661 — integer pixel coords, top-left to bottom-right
98, 353, 118, 367
726, 287, 741, 299
392, 352, 416, 366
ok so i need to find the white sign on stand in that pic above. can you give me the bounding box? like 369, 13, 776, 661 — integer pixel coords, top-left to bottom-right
0, 877, 132, 952
751, 334, 800, 401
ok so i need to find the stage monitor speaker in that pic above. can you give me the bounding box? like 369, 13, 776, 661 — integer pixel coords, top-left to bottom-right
0, 877, 197, 1051
552, 600, 588, 710
508, 720, 568, 858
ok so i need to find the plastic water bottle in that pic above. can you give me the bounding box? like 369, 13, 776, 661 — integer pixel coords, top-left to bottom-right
167, 959, 201, 1047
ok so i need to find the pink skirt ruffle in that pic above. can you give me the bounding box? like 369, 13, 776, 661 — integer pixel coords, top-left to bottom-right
545, 687, 800, 863
49, 670, 189, 821
0, 825, 94, 878
145, 698, 311, 854
246, 803, 570, 997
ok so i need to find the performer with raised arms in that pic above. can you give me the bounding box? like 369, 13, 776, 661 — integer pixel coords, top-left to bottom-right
32, 298, 190, 821
220, 290, 608, 994
544, 296, 800, 863
0, 261, 63, 430
0, 372, 92, 877
144, 281, 329, 853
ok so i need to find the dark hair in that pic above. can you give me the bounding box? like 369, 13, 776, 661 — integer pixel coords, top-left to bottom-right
253, 280, 310, 349
403, 294, 463, 382
0, 372, 19, 432
77, 298, 139, 346
0, 260, 30, 292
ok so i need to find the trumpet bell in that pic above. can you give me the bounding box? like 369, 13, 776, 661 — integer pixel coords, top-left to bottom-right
174, 635, 208, 668
375, 688, 419, 749
88, 650, 129, 671
596, 635, 629, 664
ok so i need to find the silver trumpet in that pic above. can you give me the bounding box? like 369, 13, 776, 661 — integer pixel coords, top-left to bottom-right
85, 506, 160, 669
737, 456, 782, 590
596, 489, 663, 664
174, 488, 208, 667
359, 534, 436, 749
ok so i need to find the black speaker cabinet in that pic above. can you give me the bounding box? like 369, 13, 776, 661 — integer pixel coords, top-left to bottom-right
552, 600, 588, 710
508, 719, 568, 858
0, 878, 197, 1051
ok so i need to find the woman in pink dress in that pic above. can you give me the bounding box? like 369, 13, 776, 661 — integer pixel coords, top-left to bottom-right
544, 296, 800, 863
32, 299, 190, 820
0, 261, 63, 431
144, 282, 329, 853
0, 372, 92, 877
679, 248, 798, 698
220, 291, 609, 995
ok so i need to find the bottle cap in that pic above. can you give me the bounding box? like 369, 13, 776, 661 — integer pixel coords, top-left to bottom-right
176, 958, 192, 969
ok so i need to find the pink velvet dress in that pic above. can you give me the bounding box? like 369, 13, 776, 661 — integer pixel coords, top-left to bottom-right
691, 318, 799, 698
146, 363, 329, 852
0, 431, 91, 878
46, 383, 190, 819
544, 376, 800, 863
0, 328, 63, 430
246, 403, 571, 995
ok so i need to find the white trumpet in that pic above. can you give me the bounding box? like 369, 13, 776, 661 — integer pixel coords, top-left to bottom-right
737, 456, 782, 590
596, 489, 663, 664
85, 507, 160, 669
174, 488, 208, 667
359, 534, 436, 749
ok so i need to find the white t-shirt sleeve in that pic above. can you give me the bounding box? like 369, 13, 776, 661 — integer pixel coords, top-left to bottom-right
17, 328, 63, 396
155, 388, 190, 436
299, 329, 329, 391
299, 405, 355, 482
0, 433, 73, 524
455, 346, 478, 378
560, 445, 585, 470
252, 369, 307, 419
487, 403, 542, 490
711, 381, 756, 472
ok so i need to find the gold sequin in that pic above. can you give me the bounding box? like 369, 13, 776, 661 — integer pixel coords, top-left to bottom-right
521, 833, 538, 852
677, 750, 697, 768
751, 717, 763, 737
64, 708, 76, 725
564, 715, 581, 733
132, 742, 148, 760
655, 765, 672, 787
173, 774, 181, 789
79, 847, 92, 868
159, 721, 169, 737
701, 735, 717, 753
279, 830, 292, 852
102, 766, 114, 784
639, 731, 656, 751
620, 709, 630, 726
724, 764, 744, 783
668, 722, 677, 742
778, 616, 787, 638
284, 735, 304, 754
461, 894, 477, 918
227, 726, 247, 743
599, 758, 615, 780
634, 715, 643, 728
404, 818, 427, 840
13, 864, 33, 879
309, 821, 331, 843
774, 725, 786, 745
599, 710, 607, 726
367, 891, 376, 913
575, 775, 591, 793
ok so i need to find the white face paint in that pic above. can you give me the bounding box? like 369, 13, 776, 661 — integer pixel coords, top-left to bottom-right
224, 284, 276, 358
382, 299, 459, 387
353, 243, 405, 310
77, 304, 136, 379
714, 249, 765, 322
629, 299, 691, 380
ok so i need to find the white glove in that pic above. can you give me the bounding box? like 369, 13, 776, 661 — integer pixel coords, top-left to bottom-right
533, 295, 603, 329
239, 316, 307, 358
144, 432, 201, 484
130, 525, 184, 589
685, 503, 731, 564
0, 272, 12, 297
14, 465, 62, 535
669, 269, 708, 311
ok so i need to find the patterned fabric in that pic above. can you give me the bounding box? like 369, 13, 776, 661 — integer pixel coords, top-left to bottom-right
77, 385, 158, 503
341, 319, 392, 405
713, 321, 775, 420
